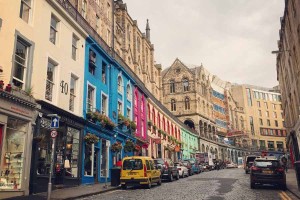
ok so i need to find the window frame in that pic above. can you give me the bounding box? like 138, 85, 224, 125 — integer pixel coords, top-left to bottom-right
101, 93, 108, 115
45, 58, 57, 102
69, 74, 78, 112
50, 14, 59, 45
20, 0, 32, 23
87, 83, 96, 112
72, 34, 79, 60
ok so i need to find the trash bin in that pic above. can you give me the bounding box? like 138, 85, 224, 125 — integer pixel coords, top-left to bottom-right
294, 161, 300, 190
110, 168, 121, 186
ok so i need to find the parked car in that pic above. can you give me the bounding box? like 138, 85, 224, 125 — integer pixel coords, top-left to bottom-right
174, 162, 189, 178
184, 159, 201, 174
203, 162, 212, 171
250, 157, 286, 190
120, 156, 161, 189
245, 155, 260, 174
198, 164, 204, 172
226, 162, 237, 168
182, 160, 193, 175
154, 158, 180, 181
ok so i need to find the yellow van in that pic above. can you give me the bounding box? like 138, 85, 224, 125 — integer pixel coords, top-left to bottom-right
120, 156, 161, 189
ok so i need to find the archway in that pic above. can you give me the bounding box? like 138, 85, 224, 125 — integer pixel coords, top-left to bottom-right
206, 145, 209, 153
184, 119, 195, 130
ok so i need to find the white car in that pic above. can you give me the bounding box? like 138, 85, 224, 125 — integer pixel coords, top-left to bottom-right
174, 162, 189, 178
226, 162, 238, 168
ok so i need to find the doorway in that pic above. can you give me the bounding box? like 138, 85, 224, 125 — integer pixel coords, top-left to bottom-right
94, 147, 100, 183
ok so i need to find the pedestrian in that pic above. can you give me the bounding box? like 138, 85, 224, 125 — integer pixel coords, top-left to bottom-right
281, 155, 288, 172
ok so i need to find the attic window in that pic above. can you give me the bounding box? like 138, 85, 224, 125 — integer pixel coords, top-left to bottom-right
176, 68, 181, 73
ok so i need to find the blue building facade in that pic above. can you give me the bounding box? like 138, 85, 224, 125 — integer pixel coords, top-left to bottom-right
82, 37, 136, 184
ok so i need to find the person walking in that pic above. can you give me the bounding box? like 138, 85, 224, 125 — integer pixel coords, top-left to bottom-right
281, 155, 288, 172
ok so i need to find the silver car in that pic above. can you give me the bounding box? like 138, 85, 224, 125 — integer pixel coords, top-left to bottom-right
174, 162, 189, 178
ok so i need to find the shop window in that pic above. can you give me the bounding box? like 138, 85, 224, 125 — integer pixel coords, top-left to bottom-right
65, 127, 80, 177
0, 118, 27, 190
84, 143, 93, 176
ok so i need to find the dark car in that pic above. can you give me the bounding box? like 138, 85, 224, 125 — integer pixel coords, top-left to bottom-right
154, 158, 179, 181
250, 158, 286, 190
182, 160, 193, 176
245, 155, 260, 174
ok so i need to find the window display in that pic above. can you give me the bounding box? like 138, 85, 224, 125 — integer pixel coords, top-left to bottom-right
0, 118, 27, 190
84, 143, 93, 176
65, 127, 79, 177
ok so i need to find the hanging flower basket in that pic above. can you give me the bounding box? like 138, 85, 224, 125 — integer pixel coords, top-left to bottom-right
111, 141, 123, 152
124, 139, 135, 152
84, 133, 99, 144
130, 121, 137, 131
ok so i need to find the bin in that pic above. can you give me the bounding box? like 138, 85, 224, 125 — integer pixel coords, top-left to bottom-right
294, 161, 300, 190
110, 168, 121, 186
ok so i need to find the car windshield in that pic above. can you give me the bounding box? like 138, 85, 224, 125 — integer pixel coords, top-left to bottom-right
247, 157, 257, 162
154, 159, 164, 165
254, 160, 279, 168
123, 159, 143, 170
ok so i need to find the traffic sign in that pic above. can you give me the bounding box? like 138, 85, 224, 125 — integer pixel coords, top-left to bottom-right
50, 130, 57, 138
50, 116, 59, 128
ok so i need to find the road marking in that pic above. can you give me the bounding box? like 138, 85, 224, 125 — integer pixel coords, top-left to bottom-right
281, 191, 292, 200
279, 192, 287, 200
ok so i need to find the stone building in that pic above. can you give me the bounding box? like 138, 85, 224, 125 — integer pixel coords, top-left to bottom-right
231, 85, 286, 153
275, 0, 300, 166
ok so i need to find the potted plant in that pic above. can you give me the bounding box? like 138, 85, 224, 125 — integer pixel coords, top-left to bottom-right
130, 121, 137, 131
124, 139, 135, 152
111, 141, 123, 152
84, 133, 99, 144
5, 84, 12, 92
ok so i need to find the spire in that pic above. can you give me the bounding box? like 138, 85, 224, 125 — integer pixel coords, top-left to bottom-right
146, 19, 150, 41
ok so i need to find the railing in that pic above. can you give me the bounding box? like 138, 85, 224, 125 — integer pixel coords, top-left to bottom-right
45, 79, 54, 101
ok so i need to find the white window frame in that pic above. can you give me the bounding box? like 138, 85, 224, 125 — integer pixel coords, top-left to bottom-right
12, 38, 29, 88
69, 74, 78, 112
72, 34, 79, 60
117, 100, 123, 115
117, 75, 123, 94
101, 92, 108, 115
20, 0, 32, 23
126, 83, 132, 101
50, 14, 59, 44
45, 58, 57, 102
127, 107, 131, 120
87, 82, 96, 112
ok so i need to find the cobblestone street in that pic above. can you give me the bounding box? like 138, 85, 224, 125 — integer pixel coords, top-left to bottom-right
77, 169, 298, 200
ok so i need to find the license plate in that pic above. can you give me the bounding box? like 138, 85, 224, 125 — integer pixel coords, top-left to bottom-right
262, 170, 272, 174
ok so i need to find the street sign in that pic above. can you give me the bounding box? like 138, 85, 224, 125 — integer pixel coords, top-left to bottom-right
50, 116, 59, 128
50, 130, 57, 138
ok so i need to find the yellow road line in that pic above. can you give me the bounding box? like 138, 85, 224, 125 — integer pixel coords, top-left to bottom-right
279, 192, 287, 200
281, 191, 292, 200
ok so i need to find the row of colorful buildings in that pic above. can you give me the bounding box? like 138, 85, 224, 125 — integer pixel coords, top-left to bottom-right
0, 0, 286, 199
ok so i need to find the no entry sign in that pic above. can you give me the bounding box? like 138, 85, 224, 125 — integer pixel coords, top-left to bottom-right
50, 130, 58, 138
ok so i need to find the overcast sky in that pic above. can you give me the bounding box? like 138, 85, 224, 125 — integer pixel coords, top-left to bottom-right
123, 0, 284, 88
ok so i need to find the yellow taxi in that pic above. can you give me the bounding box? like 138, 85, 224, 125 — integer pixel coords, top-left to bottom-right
120, 156, 161, 189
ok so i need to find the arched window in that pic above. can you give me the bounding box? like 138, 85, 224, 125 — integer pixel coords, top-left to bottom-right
126, 84, 132, 100
163, 118, 166, 131
167, 121, 170, 134
171, 99, 176, 111
170, 80, 175, 93
182, 78, 189, 91
172, 125, 174, 137
185, 97, 190, 110
158, 113, 161, 129
118, 76, 123, 93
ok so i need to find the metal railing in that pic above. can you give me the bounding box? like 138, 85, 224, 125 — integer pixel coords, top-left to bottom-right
45, 80, 54, 101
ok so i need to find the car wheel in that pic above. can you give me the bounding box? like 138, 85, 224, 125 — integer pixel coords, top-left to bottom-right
176, 172, 180, 180
250, 182, 255, 189
157, 178, 162, 186
121, 184, 127, 190
169, 173, 173, 182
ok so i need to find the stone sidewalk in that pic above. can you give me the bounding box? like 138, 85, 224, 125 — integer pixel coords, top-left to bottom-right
6, 182, 120, 200
286, 168, 300, 199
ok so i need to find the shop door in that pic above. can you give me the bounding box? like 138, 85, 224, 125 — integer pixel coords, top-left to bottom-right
94, 147, 100, 182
